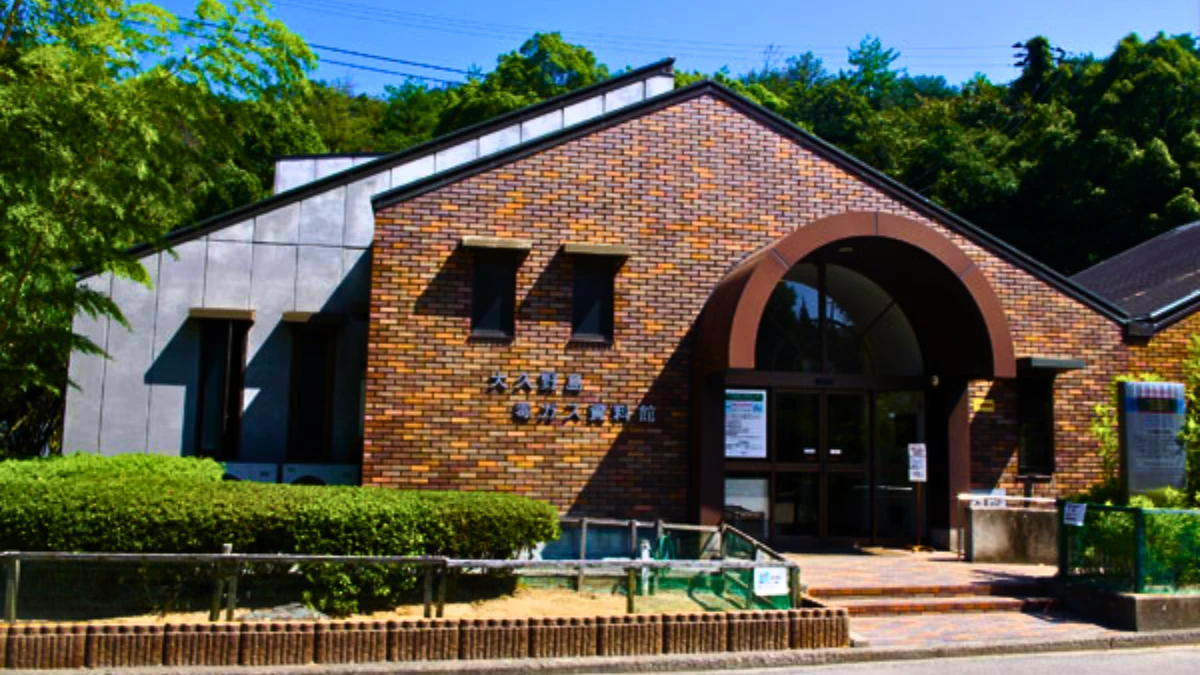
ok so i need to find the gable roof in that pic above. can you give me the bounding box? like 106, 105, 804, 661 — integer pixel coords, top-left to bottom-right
1072, 220, 1200, 329
371, 79, 1133, 327
104, 58, 676, 265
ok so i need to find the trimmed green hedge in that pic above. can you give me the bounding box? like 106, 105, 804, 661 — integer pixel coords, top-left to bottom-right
0, 455, 560, 614
0, 453, 224, 484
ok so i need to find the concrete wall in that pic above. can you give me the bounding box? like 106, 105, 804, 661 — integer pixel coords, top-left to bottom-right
62, 70, 677, 463
964, 507, 1058, 564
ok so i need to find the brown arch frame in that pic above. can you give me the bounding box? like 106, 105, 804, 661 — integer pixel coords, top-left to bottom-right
696, 211, 1017, 378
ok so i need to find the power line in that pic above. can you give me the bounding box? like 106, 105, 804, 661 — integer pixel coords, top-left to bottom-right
317, 58, 461, 85
276, 0, 1019, 63
307, 43, 470, 74
176, 15, 469, 80
279, 0, 1015, 54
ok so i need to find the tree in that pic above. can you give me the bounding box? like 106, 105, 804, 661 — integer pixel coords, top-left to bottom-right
0, 0, 317, 455
434, 32, 608, 134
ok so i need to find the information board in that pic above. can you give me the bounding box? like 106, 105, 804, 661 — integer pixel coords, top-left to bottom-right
1120, 382, 1187, 494
907, 443, 927, 482
725, 389, 768, 459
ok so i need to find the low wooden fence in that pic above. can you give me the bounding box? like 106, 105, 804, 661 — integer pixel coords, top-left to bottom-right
0, 608, 850, 669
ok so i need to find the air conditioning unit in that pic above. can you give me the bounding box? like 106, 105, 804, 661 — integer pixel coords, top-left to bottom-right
222, 462, 279, 483
281, 463, 360, 486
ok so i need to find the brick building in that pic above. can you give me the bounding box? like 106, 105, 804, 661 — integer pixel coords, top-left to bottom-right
65, 61, 1199, 548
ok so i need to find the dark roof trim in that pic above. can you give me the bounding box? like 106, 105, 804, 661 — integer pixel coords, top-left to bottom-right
1129, 288, 1200, 335
371, 80, 1131, 326
274, 152, 386, 160
82, 58, 675, 275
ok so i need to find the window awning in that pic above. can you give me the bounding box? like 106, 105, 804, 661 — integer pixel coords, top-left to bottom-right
561, 243, 633, 257
460, 236, 533, 252
189, 307, 255, 322
282, 311, 348, 325
1017, 357, 1086, 373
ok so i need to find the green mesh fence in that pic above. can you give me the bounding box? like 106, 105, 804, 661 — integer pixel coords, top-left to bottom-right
1060, 502, 1200, 593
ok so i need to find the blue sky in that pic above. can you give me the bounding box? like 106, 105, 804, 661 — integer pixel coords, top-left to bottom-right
160, 0, 1200, 94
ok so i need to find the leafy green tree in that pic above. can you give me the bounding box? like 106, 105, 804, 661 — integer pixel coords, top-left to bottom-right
0, 0, 316, 455
434, 32, 608, 134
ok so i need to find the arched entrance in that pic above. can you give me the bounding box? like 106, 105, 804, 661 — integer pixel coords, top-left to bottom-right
691, 211, 1016, 547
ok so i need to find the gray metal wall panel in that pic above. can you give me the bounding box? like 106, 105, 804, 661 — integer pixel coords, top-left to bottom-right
295, 246, 343, 312
253, 203, 300, 244
203, 241, 252, 308
209, 218, 252, 242
61, 274, 112, 453
298, 186, 346, 246
146, 240, 207, 455
98, 260, 160, 455
314, 157, 354, 179
240, 243, 297, 462
344, 172, 390, 248
274, 158, 315, 194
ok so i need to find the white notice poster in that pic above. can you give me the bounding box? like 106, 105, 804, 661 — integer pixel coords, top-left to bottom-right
725, 389, 768, 459
752, 567, 789, 596
1063, 503, 1087, 527
907, 443, 927, 482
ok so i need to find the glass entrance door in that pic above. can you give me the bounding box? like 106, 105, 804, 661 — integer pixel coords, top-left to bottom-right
772, 391, 870, 542
725, 388, 925, 547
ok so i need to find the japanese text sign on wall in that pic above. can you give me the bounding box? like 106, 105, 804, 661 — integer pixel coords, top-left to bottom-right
907, 443, 927, 483
1119, 381, 1187, 495
487, 372, 654, 425
724, 389, 768, 459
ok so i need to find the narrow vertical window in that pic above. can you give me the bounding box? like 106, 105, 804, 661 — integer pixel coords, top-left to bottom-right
571, 257, 615, 342
1018, 375, 1055, 475
288, 323, 339, 462
471, 254, 517, 338
196, 319, 250, 459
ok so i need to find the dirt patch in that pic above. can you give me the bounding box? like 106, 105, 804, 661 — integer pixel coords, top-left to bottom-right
60, 585, 726, 624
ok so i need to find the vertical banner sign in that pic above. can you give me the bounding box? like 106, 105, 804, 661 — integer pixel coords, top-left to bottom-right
725, 390, 768, 459
1119, 382, 1187, 495
907, 443, 927, 482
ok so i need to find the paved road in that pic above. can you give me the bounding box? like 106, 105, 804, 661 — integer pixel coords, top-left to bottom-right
691, 646, 1200, 675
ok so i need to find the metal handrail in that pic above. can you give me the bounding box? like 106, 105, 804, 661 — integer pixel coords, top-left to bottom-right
0, 549, 800, 623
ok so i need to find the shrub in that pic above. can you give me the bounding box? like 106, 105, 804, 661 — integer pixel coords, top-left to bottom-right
0, 453, 224, 484
0, 455, 560, 614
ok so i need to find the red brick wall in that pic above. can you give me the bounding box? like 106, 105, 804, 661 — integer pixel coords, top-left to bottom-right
366, 92, 1197, 516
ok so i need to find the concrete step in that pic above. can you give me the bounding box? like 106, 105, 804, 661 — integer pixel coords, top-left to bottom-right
807, 581, 1049, 599
826, 595, 1058, 617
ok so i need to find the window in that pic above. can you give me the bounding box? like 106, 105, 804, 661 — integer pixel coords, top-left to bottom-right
288, 323, 339, 462
196, 319, 250, 460
1018, 375, 1056, 475
471, 254, 516, 338
572, 257, 615, 341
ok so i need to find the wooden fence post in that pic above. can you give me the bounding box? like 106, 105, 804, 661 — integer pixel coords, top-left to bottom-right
4, 556, 18, 622
576, 519, 588, 592
626, 568, 636, 614
422, 566, 433, 619
224, 562, 240, 622
209, 544, 232, 622
789, 567, 802, 609
436, 565, 447, 618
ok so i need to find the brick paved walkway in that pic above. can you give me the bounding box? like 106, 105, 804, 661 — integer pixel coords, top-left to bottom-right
776, 549, 1128, 647
785, 549, 1057, 593
853, 610, 1125, 647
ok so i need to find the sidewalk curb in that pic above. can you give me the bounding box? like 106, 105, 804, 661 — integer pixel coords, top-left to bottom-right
11, 629, 1200, 675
